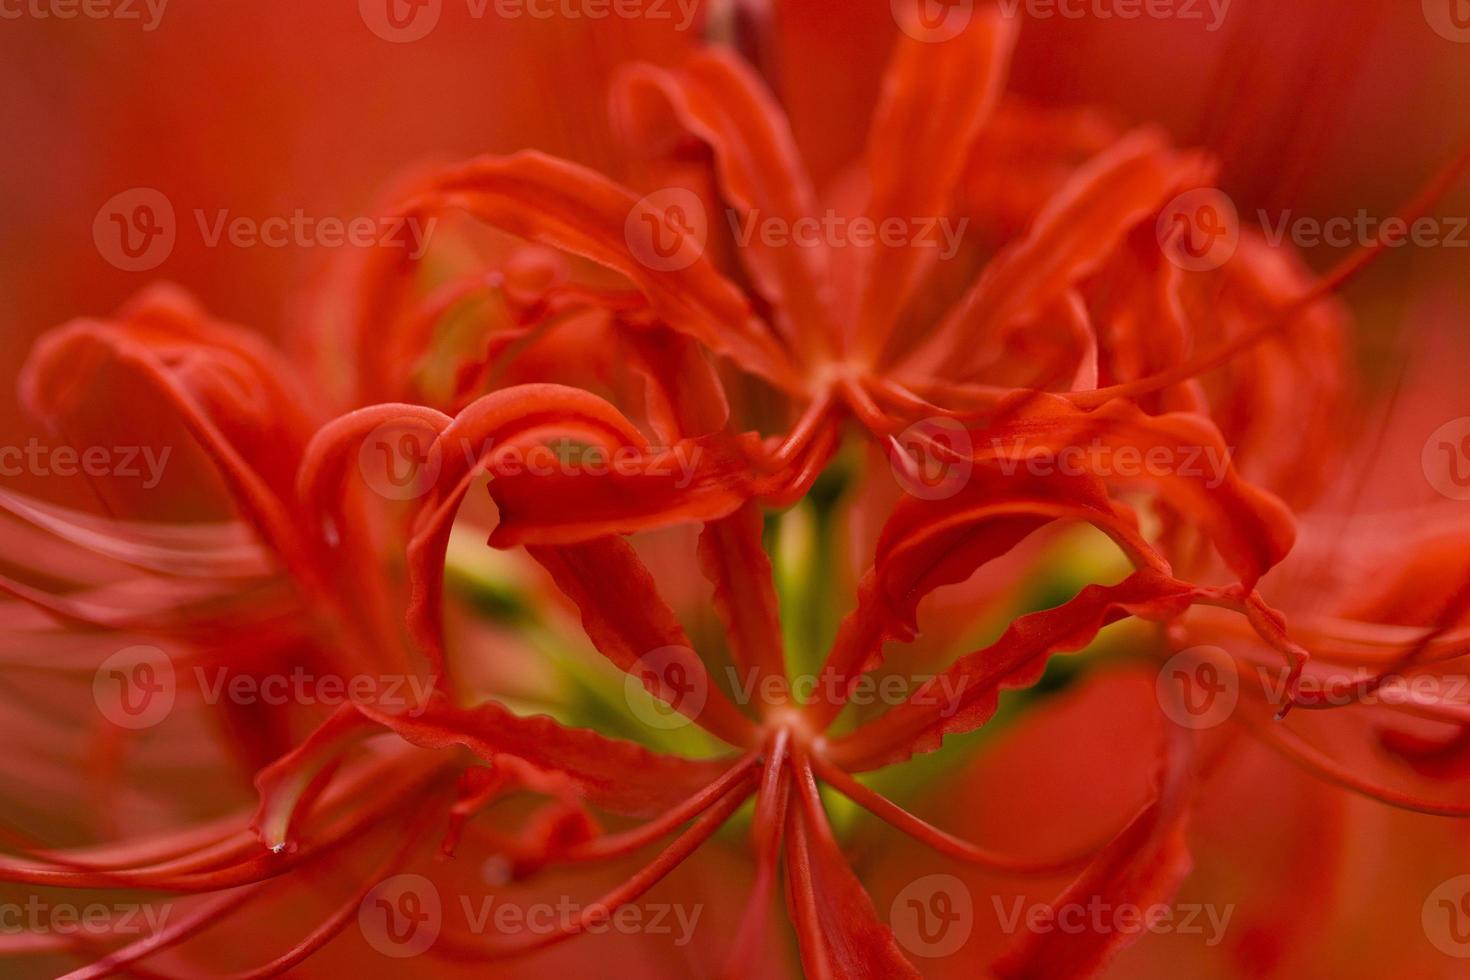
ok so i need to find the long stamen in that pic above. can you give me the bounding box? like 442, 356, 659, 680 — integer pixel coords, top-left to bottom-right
0, 765, 439, 891
558, 752, 760, 863
768, 391, 837, 469
783, 760, 833, 980
473, 781, 754, 958
722, 730, 792, 979
1244, 713, 1470, 818
837, 376, 894, 437
809, 754, 1111, 875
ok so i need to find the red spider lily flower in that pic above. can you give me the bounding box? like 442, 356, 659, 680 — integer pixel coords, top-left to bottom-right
0, 286, 445, 970
333, 9, 1359, 512
247, 308, 1317, 977
0, 287, 768, 974
7, 5, 1470, 979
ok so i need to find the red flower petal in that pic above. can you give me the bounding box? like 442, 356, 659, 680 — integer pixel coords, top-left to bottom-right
785, 752, 921, 979
913, 130, 1213, 377
976, 393, 1296, 587
697, 501, 790, 700
403, 383, 653, 677
404, 151, 800, 390
528, 537, 758, 746
812, 460, 1166, 726
854, 11, 1017, 363
831, 572, 1199, 771
616, 50, 836, 361
20, 286, 318, 578
993, 718, 1194, 978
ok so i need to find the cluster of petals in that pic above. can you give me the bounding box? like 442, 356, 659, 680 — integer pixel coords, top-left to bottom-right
5, 11, 1470, 978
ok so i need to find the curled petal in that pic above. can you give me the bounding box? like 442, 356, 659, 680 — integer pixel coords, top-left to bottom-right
616, 51, 836, 360
812, 461, 1166, 726
20, 286, 318, 580
405, 384, 651, 676
403, 151, 799, 390
915, 130, 1214, 377
830, 572, 1200, 771
975, 393, 1296, 587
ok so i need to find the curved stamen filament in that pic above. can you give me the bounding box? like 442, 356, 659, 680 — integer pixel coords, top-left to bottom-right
722, 730, 793, 978
471, 781, 755, 959
557, 751, 761, 863
809, 754, 1112, 875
